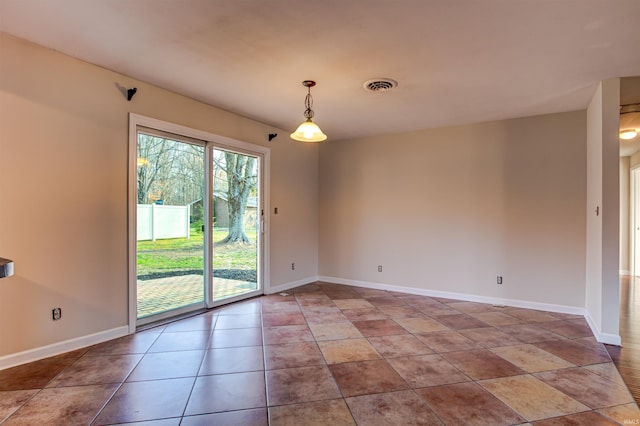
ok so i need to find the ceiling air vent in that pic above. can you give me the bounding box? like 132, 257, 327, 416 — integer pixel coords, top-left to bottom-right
363, 78, 398, 92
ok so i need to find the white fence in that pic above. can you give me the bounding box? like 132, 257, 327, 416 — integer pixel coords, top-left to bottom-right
137, 204, 191, 241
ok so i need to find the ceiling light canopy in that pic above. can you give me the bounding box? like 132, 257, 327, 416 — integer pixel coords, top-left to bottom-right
291, 80, 327, 143
620, 129, 638, 140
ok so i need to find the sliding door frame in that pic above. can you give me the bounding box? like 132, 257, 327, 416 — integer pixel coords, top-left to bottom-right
128, 113, 270, 333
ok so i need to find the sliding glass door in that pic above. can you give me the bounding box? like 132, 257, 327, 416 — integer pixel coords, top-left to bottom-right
130, 115, 266, 327
212, 148, 261, 302
136, 132, 206, 323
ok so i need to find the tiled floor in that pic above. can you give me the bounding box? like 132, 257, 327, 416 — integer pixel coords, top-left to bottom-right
1, 282, 640, 425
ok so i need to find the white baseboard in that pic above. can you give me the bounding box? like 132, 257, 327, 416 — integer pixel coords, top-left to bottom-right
584, 311, 622, 346
267, 276, 319, 295
318, 276, 585, 316
0, 326, 130, 371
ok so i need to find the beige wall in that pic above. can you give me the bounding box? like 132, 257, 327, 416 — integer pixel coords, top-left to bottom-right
319, 111, 586, 308
585, 79, 620, 343
0, 34, 319, 357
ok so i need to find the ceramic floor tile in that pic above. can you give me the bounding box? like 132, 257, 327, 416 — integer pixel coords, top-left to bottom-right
414, 330, 481, 353
499, 324, 565, 343
215, 313, 262, 329
341, 308, 389, 321
351, 319, 408, 337
0, 358, 77, 391
403, 299, 447, 310
470, 311, 524, 326
376, 305, 429, 319
263, 325, 315, 345
185, 371, 266, 415
479, 374, 590, 422
121, 419, 180, 425
531, 411, 620, 425
502, 308, 560, 323
296, 298, 337, 309
365, 297, 407, 308
429, 297, 462, 304
268, 399, 355, 426
345, 390, 443, 426
329, 359, 409, 397
217, 299, 262, 314
95, 379, 194, 424
317, 338, 382, 364
266, 366, 341, 406
163, 314, 216, 332
394, 317, 450, 333
597, 403, 640, 424
395, 295, 440, 306
1, 282, 633, 425
536, 319, 594, 339
0, 390, 38, 422
147, 330, 210, 352
46, 354, 143, 387
416, 382, 526, 426
490, 344, 575, 373
321, 290, 361, 300
458, 327, 522, 348
533, 340, 612, 366
367, 334, 433, 358
304, 311, 351, 324
548, 311, 583, 320
181, 408, 267, 426
534, 367, 635, 408
448, 301, 499, 313
85, 332, 160, 356
387, 354, 470, 388
332, 299, 375, 310
442, 349, 525, 380
419, 304, 462, 316
433, 314, 490, 330
353, 288, 391, 298
300, 306, 342, 315
262, 312, 307, 327
127, 350, 205, 381
264, 342, 325, 370
209, 327, 263, 348
51, 347, 91, 360
5, 384, 117, 426
309, 322, 363, 341
199, 346, 264, 375
584, 362, 629, 386
261, 301, 301, 314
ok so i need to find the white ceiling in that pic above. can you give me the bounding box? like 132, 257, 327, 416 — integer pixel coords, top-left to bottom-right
1, 0, 640, 141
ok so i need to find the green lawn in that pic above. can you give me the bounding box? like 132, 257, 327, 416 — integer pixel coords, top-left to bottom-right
137, 226, 257, 276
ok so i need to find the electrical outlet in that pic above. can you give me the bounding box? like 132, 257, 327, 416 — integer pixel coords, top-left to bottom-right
52, 307, 62, 321
378, 265, 383, 272
497, 276, 503, 285
291, 262, 295, 270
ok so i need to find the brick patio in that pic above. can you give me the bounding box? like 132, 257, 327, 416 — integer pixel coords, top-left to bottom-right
137, 274, 258, 318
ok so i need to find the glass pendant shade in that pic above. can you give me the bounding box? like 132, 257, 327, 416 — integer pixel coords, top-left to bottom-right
620, 129, 638, 140
291, 118, 327, 142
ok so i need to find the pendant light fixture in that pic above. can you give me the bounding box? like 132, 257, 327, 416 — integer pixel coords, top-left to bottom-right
290, 80, 327, 142
620, 129, 638, 140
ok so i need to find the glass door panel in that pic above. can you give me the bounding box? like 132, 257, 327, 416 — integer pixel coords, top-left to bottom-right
212, 148, 260, 301
136, 133, 205, 321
